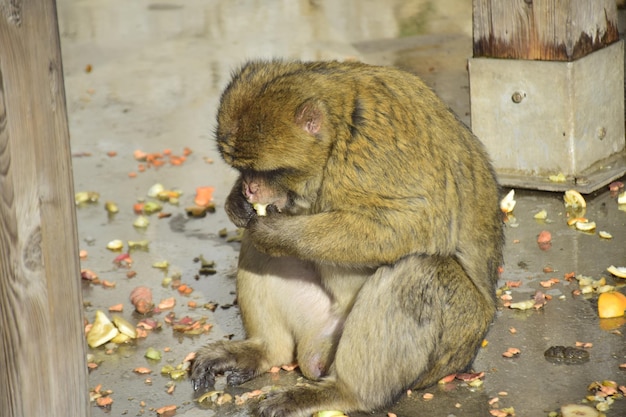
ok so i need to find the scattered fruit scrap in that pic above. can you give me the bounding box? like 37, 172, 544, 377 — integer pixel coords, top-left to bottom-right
549, 172, 566, 182
574, 275, 614, 296
558, 404, 598, 417
572, 218, 597, 232
438, 374, 456, 384
165, 313, 212, 335
145, 347, 162, 361
90, 384, 113, 409
539, 278, 560, 288
161, 364, 187, 381
106, 239, 124, 251
104, 201, 119, 213
500, 189, 516, 213
269, 363, 299, 373
586, 380, 626, 412
153, 260, 170, 270
597, 291, 626, 318
564, 189, 586, 210
158, 297, 176, 310
133, 147, 192, 173
506, 291, 549, 311
436, 371, 485, 388
81, 269, 98, 281
155, 404, 177, 416
75, 191, 100, 205
108, 303, 123, 312
501, 347, 521, 358
197, 390, 233, 406
196, 386, 270, 407
489, 407, 515, 417
537, 230, 552, 250
548, 381, 626, 416
130, 286, 154, 314
562, 189, 600, 233
607, 265, 626, 279
194, 186, 215, 207
86, 310, 138, 348
609, 181, 624, 194
533, 209, 548, 220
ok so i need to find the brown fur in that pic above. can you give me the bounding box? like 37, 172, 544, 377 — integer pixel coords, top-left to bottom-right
191, 59, 504, 417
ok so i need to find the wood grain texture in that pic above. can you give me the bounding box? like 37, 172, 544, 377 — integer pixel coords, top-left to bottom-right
0, 0, 89, 416
473, 0, 619, 60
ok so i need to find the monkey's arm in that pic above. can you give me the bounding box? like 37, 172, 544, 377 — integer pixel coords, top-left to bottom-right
247, 208, 456, 266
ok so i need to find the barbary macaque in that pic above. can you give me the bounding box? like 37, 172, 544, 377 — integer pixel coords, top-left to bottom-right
191, 59, 504, 417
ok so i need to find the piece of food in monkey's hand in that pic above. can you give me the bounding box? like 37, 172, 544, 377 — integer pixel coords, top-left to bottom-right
252, 203, 269, 216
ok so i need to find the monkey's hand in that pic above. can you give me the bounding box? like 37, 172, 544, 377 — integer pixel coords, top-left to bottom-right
225, 178, 257, 227
246, 212, 295, 258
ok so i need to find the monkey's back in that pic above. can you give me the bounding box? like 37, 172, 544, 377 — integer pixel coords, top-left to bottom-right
306, 61, 503, 296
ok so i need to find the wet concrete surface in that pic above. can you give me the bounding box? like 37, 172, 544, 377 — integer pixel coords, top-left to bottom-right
56, 0, 626, 416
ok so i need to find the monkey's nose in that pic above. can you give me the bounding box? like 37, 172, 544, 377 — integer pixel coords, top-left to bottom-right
243, 181, 259, 199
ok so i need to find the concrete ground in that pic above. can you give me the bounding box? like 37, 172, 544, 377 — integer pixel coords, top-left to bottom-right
57, 0, 626, 416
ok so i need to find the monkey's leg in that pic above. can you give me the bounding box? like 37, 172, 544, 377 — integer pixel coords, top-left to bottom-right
295, 317, 343, 381
192, 233, 332, 390
257, 255, 495, 417
295, 265, 371, 380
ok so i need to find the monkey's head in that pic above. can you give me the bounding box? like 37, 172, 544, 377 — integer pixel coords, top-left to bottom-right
215, 63, 334, 213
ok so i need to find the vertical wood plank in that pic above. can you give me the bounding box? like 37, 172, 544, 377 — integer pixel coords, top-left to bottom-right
0, 0, 89, 416
473, 0, 619, 60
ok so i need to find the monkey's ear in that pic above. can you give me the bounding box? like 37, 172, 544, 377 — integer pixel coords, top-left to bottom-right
295, 99, 323, 135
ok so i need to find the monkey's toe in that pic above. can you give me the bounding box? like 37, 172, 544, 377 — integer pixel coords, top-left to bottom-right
190, 365, 217, 392
226, 368, 256, 386
256, 388, 313, 417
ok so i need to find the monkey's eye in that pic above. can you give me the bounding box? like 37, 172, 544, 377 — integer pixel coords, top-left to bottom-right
241, 168, 295, 182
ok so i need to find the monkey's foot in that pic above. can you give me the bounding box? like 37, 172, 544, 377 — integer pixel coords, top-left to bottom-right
257, 381, 357, 417
191, 341, 264, 391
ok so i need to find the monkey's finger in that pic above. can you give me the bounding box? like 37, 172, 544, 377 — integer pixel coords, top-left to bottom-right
191, 372, 215, 391
190, 363, 217, 391
265, 204, 280, 216
226, 368, 256, 386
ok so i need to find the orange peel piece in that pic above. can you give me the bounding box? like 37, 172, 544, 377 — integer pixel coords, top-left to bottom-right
607, 265, 626, 279
598, 292, 626, 318
564, 189, 586, 209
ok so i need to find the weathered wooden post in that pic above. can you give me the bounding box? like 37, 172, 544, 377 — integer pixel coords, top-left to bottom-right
469, 0, 625, 192
0, 1, 90, 416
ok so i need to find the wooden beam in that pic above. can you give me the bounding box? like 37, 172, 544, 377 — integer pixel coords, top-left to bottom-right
0, 1, 89, 416
473, 0, 619, 61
